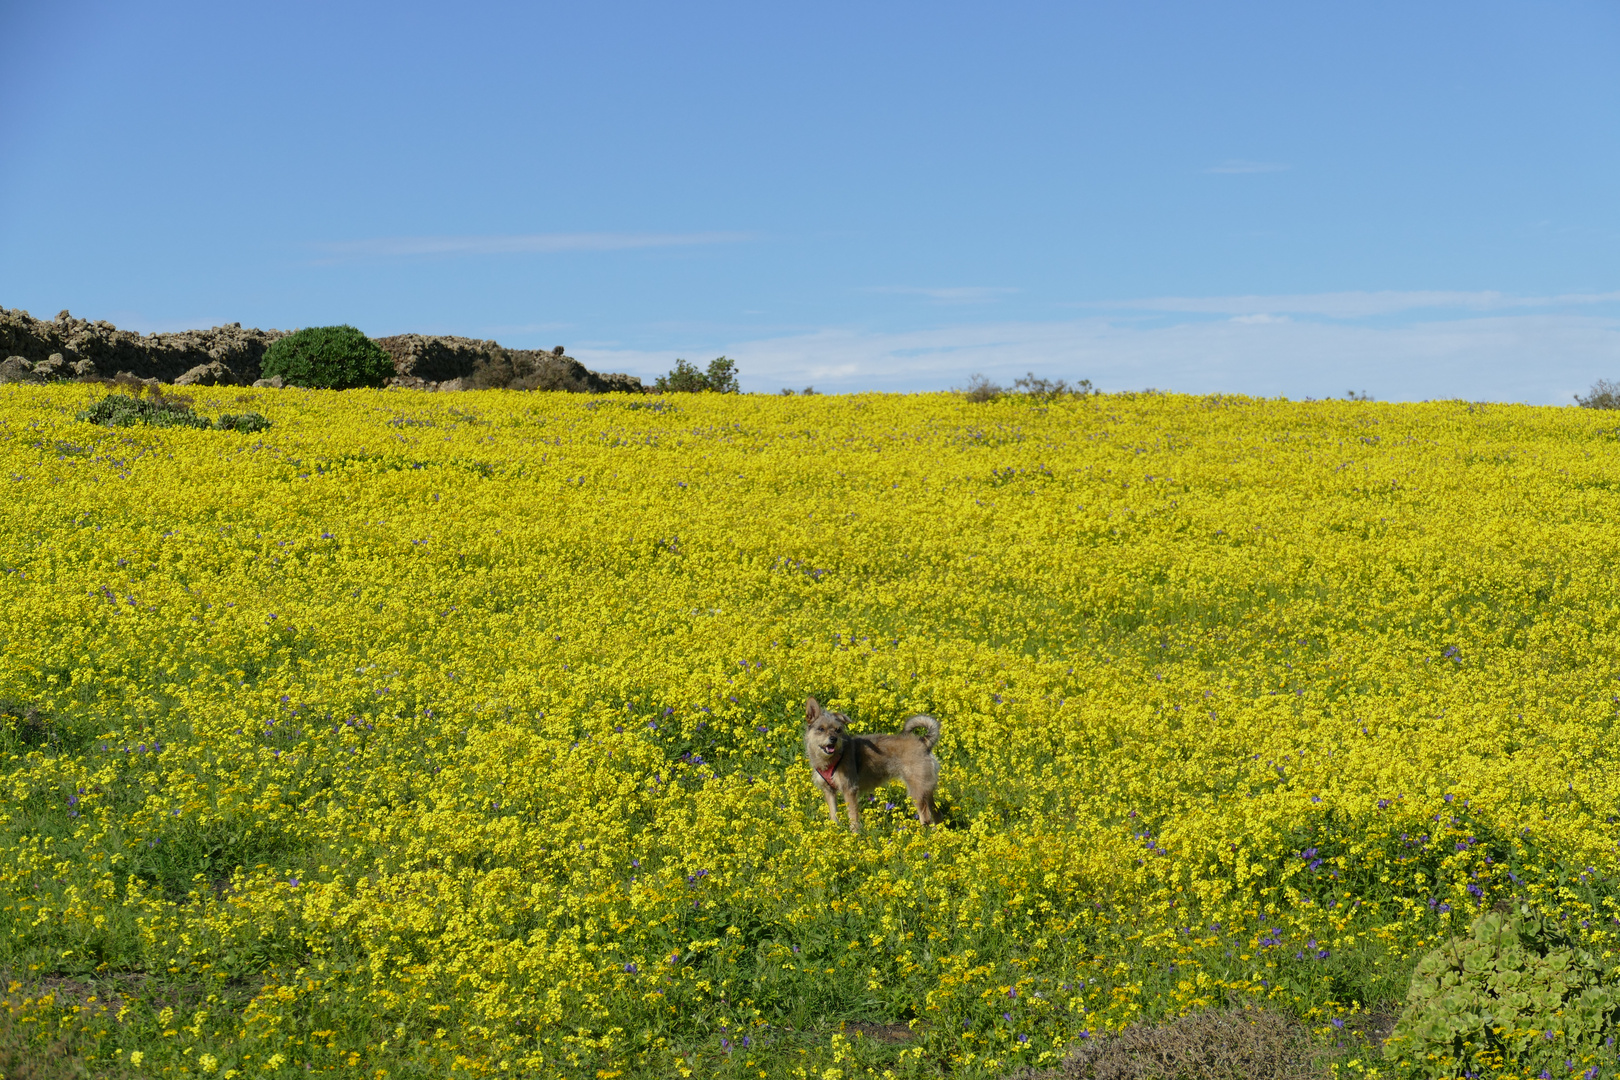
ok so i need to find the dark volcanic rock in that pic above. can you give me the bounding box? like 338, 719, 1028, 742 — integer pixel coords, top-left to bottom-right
468, 347, 645, 393
0, 356, 42, 384
0, 307, 286, 384
374, 334, 497, 384
175, 360, 240, 387
376, 333, 644, 393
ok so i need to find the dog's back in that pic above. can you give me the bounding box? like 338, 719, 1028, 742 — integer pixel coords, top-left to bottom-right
848, 715, 940, 797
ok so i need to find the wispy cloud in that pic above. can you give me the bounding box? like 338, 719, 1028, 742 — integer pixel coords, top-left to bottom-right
1081, 289, 1620, 319
1205, 160, 1291, 174
867, 286, 1019, 304
313, 231, 754, 260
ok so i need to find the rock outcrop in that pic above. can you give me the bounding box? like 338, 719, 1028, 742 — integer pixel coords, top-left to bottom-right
174, 360, 241, 387
0, 356, 42, 384
375, 334, 644, 393
0, 308, 646, 393
374, 334, 496, 385
0, 307, 286, 384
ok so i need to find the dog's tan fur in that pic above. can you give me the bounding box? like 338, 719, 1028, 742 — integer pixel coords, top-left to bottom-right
803, 697, 941, 830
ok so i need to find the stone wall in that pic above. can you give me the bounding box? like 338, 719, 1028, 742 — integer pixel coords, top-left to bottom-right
0, 307, 285, 384
375, 334, 644, 393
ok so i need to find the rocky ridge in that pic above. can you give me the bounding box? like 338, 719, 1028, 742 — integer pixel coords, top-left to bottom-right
0, 307, 286, 385
0, 307, 643, 393
375, 334, 644, 393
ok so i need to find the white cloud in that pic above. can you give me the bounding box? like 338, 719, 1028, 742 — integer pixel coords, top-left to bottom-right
866, 286, 1019, 304
312, 232, 754, 260
1081, 289, 1620, 319
574, 313, 1620, 404
1205, 160, 1291, 174
1230, 313, 1289, 325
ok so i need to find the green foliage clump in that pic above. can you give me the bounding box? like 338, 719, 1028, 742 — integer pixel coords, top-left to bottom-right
260, 325, 395, 390
1576, 379, 1620, 409
0, 698, 96, 756
0, 699, 51, 751
77, 394, 212, 429
1386, 906, 1620, 1078
77, 395, 270, 433
654, 356, 739, 393
214, 411, 272, 433
960, 371, 1098, 403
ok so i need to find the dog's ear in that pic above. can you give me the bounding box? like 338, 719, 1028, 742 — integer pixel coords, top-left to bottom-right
805, 697, 821, 722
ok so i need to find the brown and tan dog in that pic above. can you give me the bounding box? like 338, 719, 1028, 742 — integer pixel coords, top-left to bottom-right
803, 697, 941, 830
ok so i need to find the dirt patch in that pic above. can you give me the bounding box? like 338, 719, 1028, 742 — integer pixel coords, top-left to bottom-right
2, 971, 147, 1014
845, 1021, 916, 1044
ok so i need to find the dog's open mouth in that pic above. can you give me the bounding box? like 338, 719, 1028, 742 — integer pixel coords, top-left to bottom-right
821, 742, 839, 756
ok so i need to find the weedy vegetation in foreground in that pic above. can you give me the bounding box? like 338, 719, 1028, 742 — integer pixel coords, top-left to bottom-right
1, 384, 1619, 1079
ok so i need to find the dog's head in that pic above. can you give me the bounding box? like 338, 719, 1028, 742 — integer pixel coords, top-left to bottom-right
804, 697, 849, 757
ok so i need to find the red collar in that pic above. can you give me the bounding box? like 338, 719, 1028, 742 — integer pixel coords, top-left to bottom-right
816, 752, 843, 784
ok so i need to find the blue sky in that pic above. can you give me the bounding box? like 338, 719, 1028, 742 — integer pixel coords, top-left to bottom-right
2, 1, 1617, 400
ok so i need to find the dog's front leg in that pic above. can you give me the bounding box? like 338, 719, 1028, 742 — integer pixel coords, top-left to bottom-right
822, 786, 841, 825
842, 789, 862, 832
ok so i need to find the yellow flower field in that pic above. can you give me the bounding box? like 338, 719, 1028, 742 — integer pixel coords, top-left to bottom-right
1, 383, 1618, 1079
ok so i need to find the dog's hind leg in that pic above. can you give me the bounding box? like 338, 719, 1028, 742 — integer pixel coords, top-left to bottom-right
909, 787, 935, 825
904, 775, 937, 825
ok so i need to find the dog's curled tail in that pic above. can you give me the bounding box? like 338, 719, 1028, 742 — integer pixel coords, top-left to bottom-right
902, 714, 941, 751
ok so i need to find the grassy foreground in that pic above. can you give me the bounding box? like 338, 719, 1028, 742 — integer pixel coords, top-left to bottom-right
1, 384, 1618, 1079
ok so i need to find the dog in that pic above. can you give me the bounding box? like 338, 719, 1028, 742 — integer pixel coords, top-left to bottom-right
803, 697, 941, 830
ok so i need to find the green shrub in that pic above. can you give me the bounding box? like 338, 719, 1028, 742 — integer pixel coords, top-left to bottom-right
1385, 905, 1620, 1078
959, 373, 1005, 402
654, 356, 739, 393
260, 325, 395, 390
959, 371, 1097, 403
1576, 379, 1620, 409
77, 394, 212, 430
77, 396, 271, 433
1013, 372, 1095, 399
215, 412, 272, 433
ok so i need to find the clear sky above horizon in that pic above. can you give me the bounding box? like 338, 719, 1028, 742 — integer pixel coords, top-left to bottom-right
2, 1, 1617, 401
